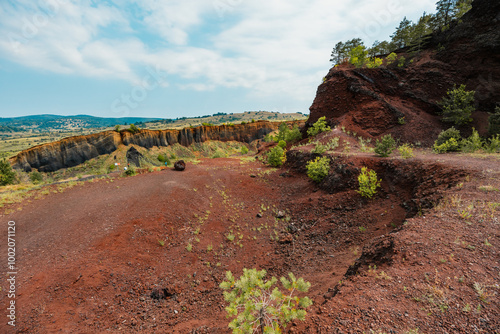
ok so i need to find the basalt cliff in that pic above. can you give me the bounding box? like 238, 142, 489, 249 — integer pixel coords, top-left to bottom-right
11, 121, 282, 172
308, 0, 500, 145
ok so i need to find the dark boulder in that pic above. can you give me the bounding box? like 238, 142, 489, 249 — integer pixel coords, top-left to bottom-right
174, 160, 186, 171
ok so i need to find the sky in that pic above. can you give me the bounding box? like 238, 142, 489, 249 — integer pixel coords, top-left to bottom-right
0, 0, 436, 119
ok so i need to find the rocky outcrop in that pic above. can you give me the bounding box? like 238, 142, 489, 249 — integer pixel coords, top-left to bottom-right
308, 0, 500, 145
11, 121, 285, 172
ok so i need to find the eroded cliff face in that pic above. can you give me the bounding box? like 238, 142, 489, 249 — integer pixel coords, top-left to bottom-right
308, 0, 499, 145
11, 121, 282, 172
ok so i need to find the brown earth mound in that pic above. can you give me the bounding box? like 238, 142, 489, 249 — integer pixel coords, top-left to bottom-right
308, 0, 500, 145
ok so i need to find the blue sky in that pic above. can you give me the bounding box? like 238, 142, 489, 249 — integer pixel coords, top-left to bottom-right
0, 0, 436, 119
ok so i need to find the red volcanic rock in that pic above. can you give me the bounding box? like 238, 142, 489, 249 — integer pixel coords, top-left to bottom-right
308, 0, 499, 145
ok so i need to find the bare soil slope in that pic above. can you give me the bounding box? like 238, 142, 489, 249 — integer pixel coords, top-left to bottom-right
1, 151, 498, 333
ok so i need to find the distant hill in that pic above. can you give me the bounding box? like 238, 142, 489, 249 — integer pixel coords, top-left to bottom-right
0, 114, 161, 132
0, 111, 307, 133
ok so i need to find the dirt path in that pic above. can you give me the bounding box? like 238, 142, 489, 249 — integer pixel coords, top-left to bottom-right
0, 152, 499, 333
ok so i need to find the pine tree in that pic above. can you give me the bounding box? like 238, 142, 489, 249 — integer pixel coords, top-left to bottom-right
390, 17, 413, 49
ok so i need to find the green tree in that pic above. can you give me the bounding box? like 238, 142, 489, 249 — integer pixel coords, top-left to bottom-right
357, 167, 381, 199
349, 45, 368, 67
487, 106, 500, 136
114, 124, 121, 132
129, 123, 140, 134
434, 0, 455, 29
220, 268, 313, 334
267, 146, 286, 167
0, 159, 16, 186
374, 134, 397, 157
438, 84, 475, 125
307, 117, 331, 137
330, 38, 364, 65
391, 16, 413, 49
306, 156, 330, 183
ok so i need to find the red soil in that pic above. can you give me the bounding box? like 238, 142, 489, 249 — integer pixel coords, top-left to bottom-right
1, 149, 498, 333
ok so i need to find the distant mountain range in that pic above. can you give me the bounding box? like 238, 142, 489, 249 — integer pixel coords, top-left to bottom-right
0, 114, 161, 132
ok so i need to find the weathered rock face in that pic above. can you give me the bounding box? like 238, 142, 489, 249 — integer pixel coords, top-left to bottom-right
126, 147, 143, 167
308, 0, 499, 145
11, 121, 284, 172
174, 160, 186, 171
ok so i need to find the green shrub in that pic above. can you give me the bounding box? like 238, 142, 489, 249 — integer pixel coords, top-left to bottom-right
312, 142, 327, 154
485, 135, 500, 153
108, 164, 116, 172
29, 171, 44, 184
240, 146, 249, 155
386, 52, 397, 65
366, 57, 383, 68
357, 167, 381, 199
0, 159, 16, 186
220, 268, 312, 334
212, 150, 226, 159
114, 125, 121, 132
435, 127, 461, 146
433, 138, 460, 153
307, 116, 331, 137
374, 134, 396, 157
349, 45, 368, 68
267, 146, 286, 167
306, 156, 330, 183
325, 137, 340, 151
124, 167, 136, 176
488, 106, 500, 136
129, 123, 140, 134
438, 84, 475, 125
461, 128, 483, 153
278, 140, 286, 149
202, 122, 214, 126
397, 56, 406, 67
398, 143, 414, 159
285, 124, 302, 143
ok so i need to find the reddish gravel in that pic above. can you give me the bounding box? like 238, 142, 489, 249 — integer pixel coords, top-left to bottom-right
0, 152, 499, 333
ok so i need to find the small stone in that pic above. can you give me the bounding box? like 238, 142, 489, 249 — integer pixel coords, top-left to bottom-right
174, 160, 186, 171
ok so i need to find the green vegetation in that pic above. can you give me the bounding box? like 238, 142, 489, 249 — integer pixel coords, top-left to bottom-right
329, 0, 472, 66
267, 146, 286, 167
306, 156, 330, 183
124, 166, 136, 176
29, 171, 44, 184
357, 167, 381, 199
129, 123, 140, 134
307, 117, 331, 137
374, 134, 396, 157
114, 125, 120, 132
488, 106, 500, 136
398, 143, 414, 159
461, 128, 483, 153
278, 140, 286, 149
0, 159, 16, 186
157, 154, 170, 165
240, 146, 249, 155
438, 84, 475, 125
219, 268, 312, 334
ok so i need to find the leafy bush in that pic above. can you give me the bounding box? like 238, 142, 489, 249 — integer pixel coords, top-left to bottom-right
398, 143, 414, 159
285, 124, 302, 143
202, 122, 214, 126
220, 268, 312, 334
307, 117, 331, 137
438, 84, 475, 125
306, 156, 330, 183
349, 45, 368, 68
325, 137, 340, 151
461, 128, 483, 153
485, 135, 500, 153
240, 146, 249, 155
29, 171, 44, 184
114, 125, 121, 132
0, 159, 16, 186
386, 52, 397, 65
366, 57, 383, 68
488, 106, 500, 136
312, 142, 327, 154
267, 146, 286, 167
124, 166, 136, 176
129, 123, 140, 134
397, 56, 406, 67
433, 138, 460, 153
374, 134, 396, 157
278, 140, 286, 149
212, 150, 226, 159
357, 167, 381, 199
435, 127, 461, 146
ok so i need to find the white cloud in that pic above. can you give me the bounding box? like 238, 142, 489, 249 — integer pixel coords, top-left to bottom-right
0, 0, 438, 108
